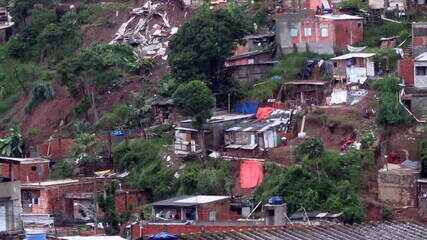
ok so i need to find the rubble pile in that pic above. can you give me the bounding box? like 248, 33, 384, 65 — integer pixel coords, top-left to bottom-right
111, 0, 188, 60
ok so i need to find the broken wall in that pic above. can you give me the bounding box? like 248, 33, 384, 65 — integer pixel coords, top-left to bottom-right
378, 169, 419, 207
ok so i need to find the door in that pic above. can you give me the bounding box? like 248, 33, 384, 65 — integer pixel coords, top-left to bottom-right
0, 204, 7, 232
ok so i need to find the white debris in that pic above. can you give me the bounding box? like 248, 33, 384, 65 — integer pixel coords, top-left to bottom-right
330, 88, 347, 105
110, 0, 180, 60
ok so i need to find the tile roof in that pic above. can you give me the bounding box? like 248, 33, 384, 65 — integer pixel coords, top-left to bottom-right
180, 222, 427, 240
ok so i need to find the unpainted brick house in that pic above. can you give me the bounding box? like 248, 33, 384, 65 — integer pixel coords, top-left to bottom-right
20, 178, 147, 224
151, 195, 240, 222
1, 157, 50, 183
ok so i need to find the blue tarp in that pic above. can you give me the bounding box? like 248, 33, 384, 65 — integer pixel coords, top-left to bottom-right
111, 130, 126, 137
25, 233, 46, 240
235, 101, 260, 114
149, 232, 179, 240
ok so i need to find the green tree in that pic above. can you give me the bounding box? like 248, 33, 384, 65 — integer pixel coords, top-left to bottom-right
173, 80, 215, 156
97, 182, 120, 235
59, 43, 138, 120
373, 75, 409, 125
70, 133, 104, 172
50, 160, 73, 179
168, 5, 251, 90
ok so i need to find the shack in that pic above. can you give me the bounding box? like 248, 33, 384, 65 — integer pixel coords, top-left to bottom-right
151, 96, 177, 125
331, 53, 376, 84
280, 81, 327, 106
174, 114, 254, 155
224, 109, 294, 157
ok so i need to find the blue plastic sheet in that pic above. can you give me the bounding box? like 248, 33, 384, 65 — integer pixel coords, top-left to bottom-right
149, 232, 179, 240
235, 101, 260, 114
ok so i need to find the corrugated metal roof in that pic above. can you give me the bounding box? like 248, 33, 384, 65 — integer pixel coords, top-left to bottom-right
318, 14, 363, 20
415, 52, 427, 61
152, 195, 230, 207
181, 222, 427, 240
331, 53, 376, 60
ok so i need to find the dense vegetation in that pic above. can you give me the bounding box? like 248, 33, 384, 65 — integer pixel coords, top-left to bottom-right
255, 138, 375, 223
373, 75, 410, 125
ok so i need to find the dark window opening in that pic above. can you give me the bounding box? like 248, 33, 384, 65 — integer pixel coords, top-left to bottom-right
31, 166, 37, 171
416, 66, 427, 76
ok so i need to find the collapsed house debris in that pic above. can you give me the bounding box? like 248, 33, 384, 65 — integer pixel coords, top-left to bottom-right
279, 81, 327, 107
111, 0, 188, 60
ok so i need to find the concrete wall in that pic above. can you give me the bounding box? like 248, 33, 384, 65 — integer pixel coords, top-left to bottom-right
378, 169, 419, 207
228, 64, 274, 85
414, 61, 427, 89
0, 181, 23, 234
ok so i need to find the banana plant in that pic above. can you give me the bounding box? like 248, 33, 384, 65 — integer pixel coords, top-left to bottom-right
0, 128, 24, 157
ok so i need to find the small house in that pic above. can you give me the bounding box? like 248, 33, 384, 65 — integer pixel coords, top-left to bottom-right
151, 195, 240, 222
276, 12, 364, 55
280, 81, 327, 106
0, 7, 13, 43
331, 53, 376, 84
225, 33, 277, 85
224, 109, 294, 157
412, 22, 427, 58
174, 114, 254, 155
20, 177, 147, 224
401, 52, 427, 121
0, 157, 50, 183
151, 96, 178, 125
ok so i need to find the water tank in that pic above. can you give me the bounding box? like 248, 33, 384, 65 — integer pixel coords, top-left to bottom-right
268, 196, 284, 205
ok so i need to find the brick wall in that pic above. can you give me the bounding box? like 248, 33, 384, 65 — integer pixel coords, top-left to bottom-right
197, 200, 241, 222
2, 162, 49, 183
399, 58, 414, 86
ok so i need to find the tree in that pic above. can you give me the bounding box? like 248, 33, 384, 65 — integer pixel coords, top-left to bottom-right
0, 128, 25, 157
97, 182, 120, 235
50, 160, 73, 179
59, 43, 138, 120
373, 75, 409, 125
173, 80, 215, 156
168, 5, 251, 91
70, 133, 105, 173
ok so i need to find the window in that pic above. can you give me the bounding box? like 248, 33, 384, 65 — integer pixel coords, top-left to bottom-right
320, 26, 328, 37
290, 28, 298, 37
358, 22, 362, 28
416, 66, 427, 76
31, 166, 37, 171
304, 28, 312, 36
209, 211, 217, 221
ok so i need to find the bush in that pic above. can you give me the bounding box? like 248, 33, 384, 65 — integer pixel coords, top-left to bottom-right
25, 83, 54, 113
